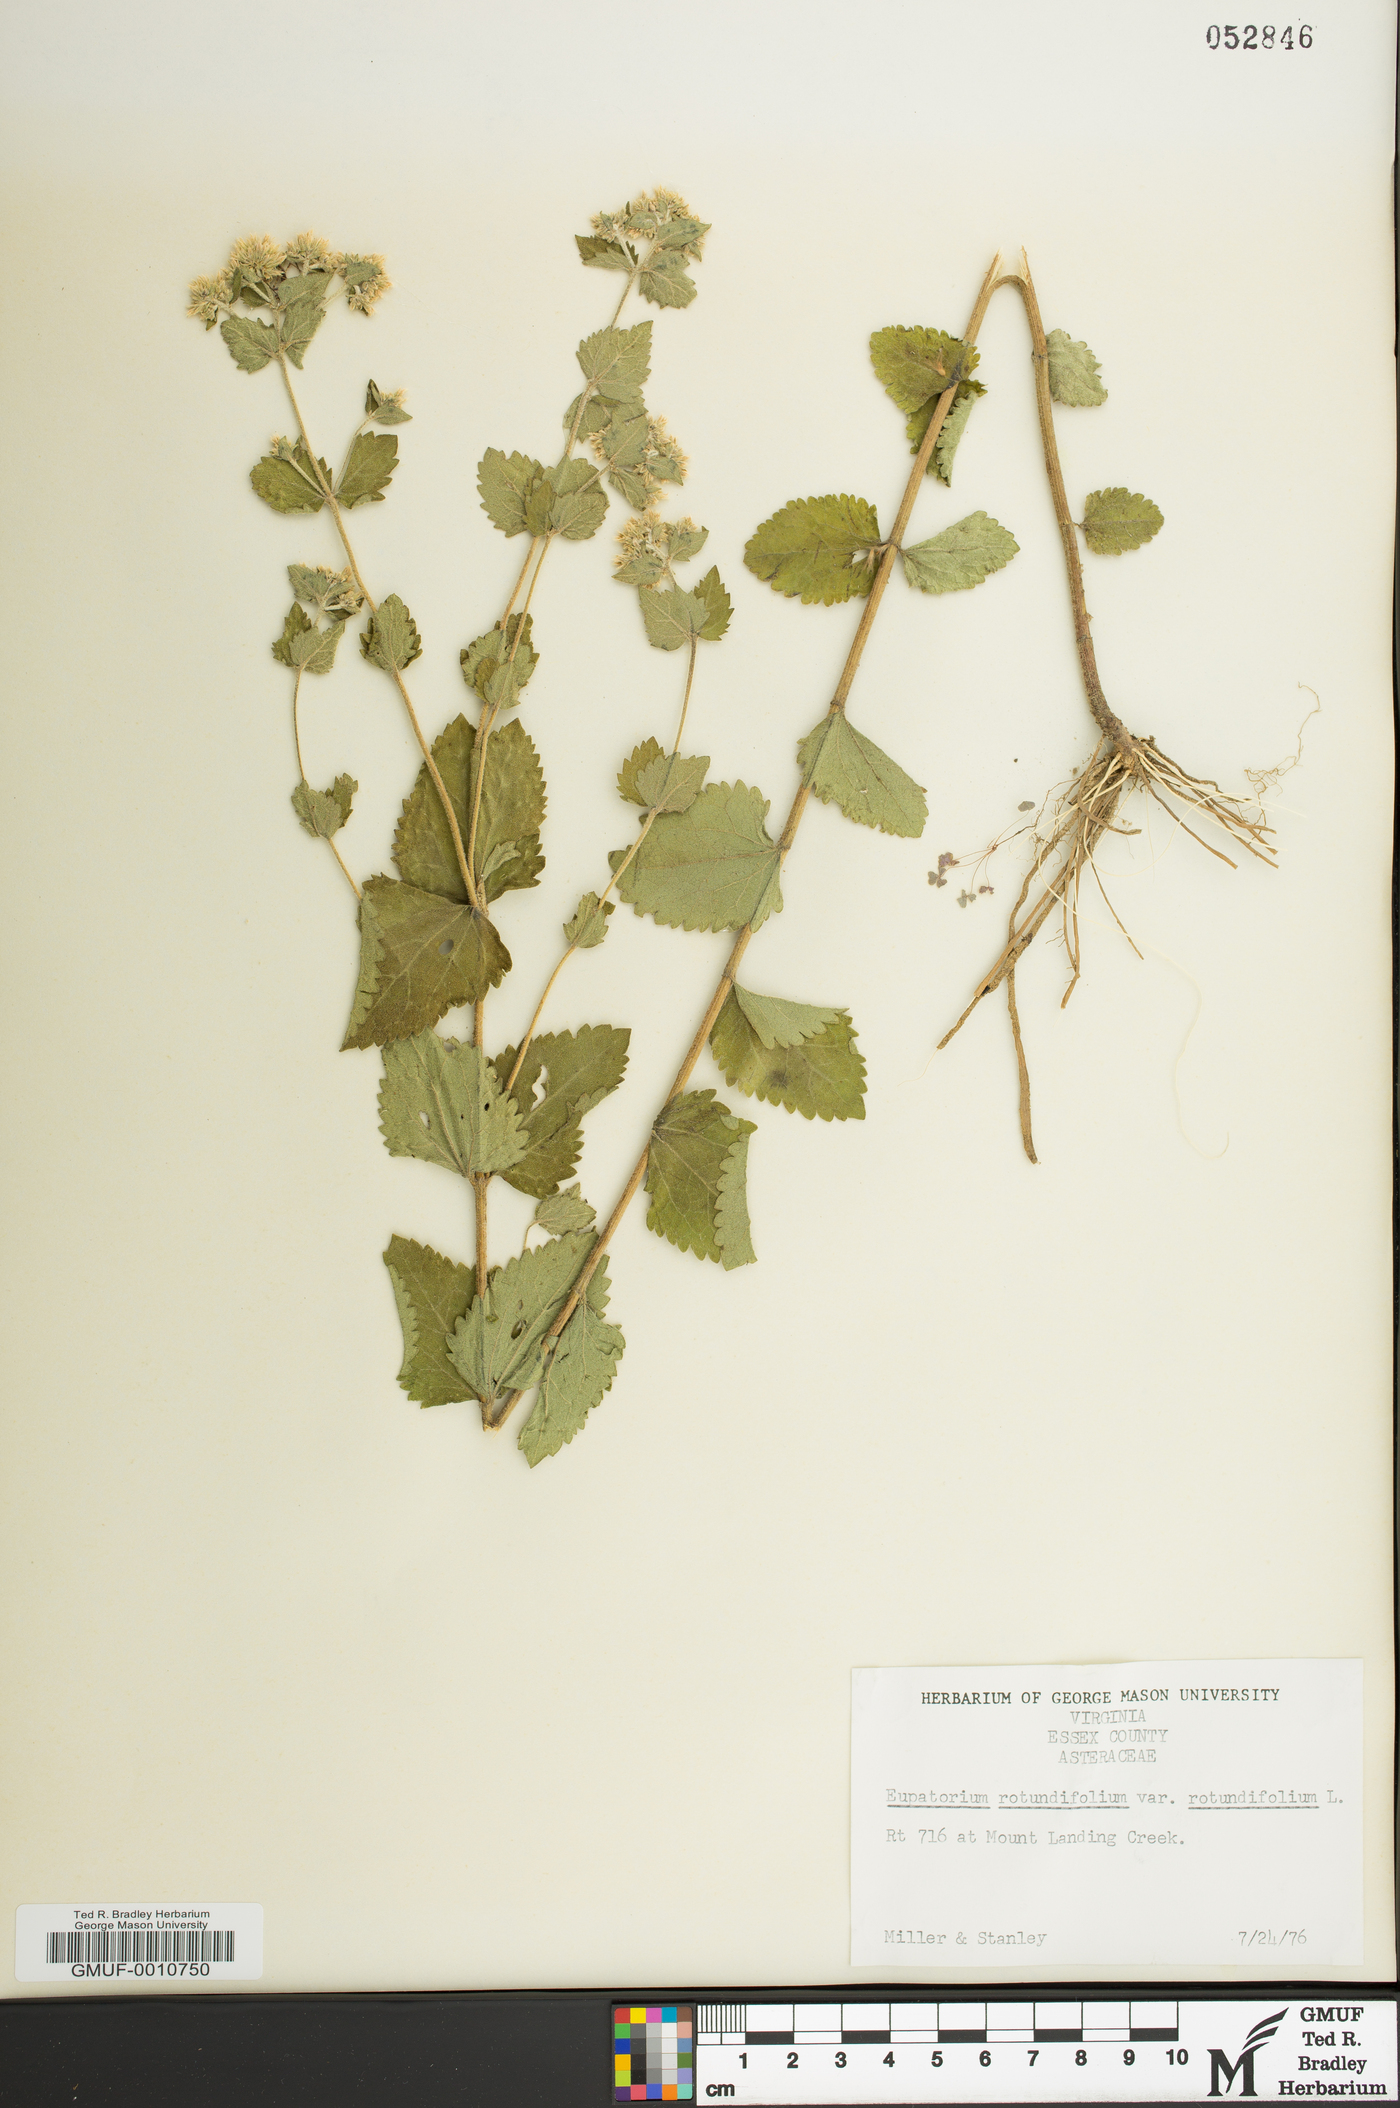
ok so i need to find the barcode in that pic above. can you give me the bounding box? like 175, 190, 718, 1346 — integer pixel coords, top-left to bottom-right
44, 1928, 235, 1965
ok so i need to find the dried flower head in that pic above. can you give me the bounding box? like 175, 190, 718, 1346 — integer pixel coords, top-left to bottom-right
644, 415, 688, 486
227, 234, 286, 282
594, 189, 707, 260
283, 231, 331, 272
269, 436, 299, 461
186, 271, 233, 326
337, 254, 391, 314
615, 512, 665, 572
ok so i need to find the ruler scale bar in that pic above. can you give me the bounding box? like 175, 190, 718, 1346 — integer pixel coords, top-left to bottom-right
667, 1998, 1399, 2105
695, 2002, 1180, 2046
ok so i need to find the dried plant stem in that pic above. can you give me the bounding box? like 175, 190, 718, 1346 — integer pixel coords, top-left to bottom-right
469, 996, 489, 1283
939, 257, 1275, 1160
465, 261, 657, 1311
500, 538, 538, 623
504, 636, 700, 1094
276, 353, 481, 911
485, 254, 1006, 1431
292, 668, 361, 901
1003, 262, 1127, 750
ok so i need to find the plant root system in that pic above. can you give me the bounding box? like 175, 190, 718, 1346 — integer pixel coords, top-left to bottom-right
938, 729, 1275, 1162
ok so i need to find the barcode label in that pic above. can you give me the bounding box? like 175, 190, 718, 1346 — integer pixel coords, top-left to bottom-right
44, 1927, 236, 1965
16, 1903, 262, 1982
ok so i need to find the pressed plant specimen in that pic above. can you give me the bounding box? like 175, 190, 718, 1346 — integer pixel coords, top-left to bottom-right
935, 257, 1275, 1160
189, 204, 1055, 1465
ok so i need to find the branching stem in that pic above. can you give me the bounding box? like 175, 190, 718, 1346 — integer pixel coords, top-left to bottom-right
276, 352, 481, 910
500, 538, 539, 622
464, 257, 653, 1318
504, 636, 701, 1094
485, 254, 1006, 1431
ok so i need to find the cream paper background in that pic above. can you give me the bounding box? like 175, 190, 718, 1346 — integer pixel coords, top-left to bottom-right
1, 0, 1393, 1992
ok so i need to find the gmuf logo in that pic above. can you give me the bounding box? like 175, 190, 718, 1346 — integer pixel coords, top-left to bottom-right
1208, 2008, 1287, 2096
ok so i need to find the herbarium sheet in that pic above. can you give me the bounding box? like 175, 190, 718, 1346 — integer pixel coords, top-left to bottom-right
1, 0, 1393, 1993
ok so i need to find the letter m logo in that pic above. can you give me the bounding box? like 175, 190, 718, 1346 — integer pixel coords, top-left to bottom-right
1208, 2008, 1286, 2097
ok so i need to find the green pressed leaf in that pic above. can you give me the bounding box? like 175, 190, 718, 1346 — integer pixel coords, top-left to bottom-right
607, 465, 651, 510
563, 390, 616, 444
378, 1031, 528, 1179
523, 476, 554, 537
652, 214, 709, 253
743, 494, 882, 606
564, 892, 614, 949
278, 612, 345, 675
447, 1231, 593, 1404
392, 716, 473, 901
471, 719, 546, 898
360, 593, 422, 673
383, 1234, 478, 1407
460, 612, 538, 701
294, 620, 344, 674
249, 446, 326, 514
695, 566, 732, 640
282, 269, 332, 309
278, 289, 325, 369
575, 320, 652, 398
341, 876, 511, 1051
1046, 329, 1107, 407
905, 380, 985, 485
497, 1113, 581, 1198
715, 1126, 756, 1268
221, 314, 279, 372
869, 325, 978, 412
546, 457, 607, 541
901, 511, 1019, 594
337, 431, 398, 508
638, 252, 696, 308
711, 988, 866, 1122
728, 986, 836, 1049
618, 738, 665, 805
933, 388, 978, 485
670, 522, 709, 564
633, 751, 708, 814
639, 584, 709, 651
479, 843, 518, 886
272, 602, 313, 666
495, 1025, 631, 1200
519, 1265, 624, 1466
478, 448, 548, 536
797, 713, 927, 838
365, 378, 412, 424
1081, 487, 1164, 554
610, 782, 783, 933
575, 233, 633, 272
534, 1184, 597, 1235
291, 772, 356, 839
613, 539, 666, 586
645, 1090, 757, 1268
393, 714, 544, 905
